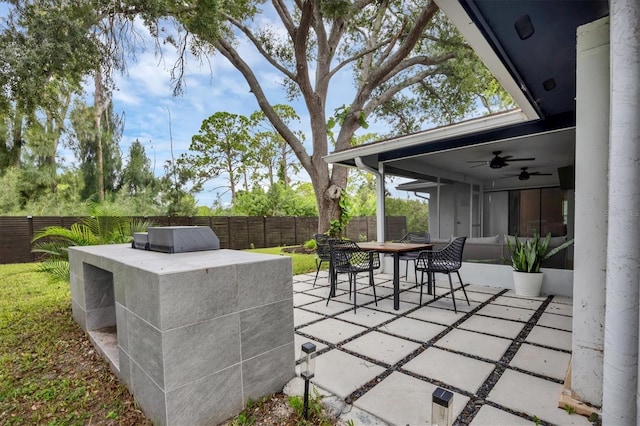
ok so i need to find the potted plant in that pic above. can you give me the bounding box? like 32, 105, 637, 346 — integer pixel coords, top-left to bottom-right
506, 230, 574, 296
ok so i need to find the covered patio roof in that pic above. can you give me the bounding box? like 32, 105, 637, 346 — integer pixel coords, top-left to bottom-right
324, 0, 608, 191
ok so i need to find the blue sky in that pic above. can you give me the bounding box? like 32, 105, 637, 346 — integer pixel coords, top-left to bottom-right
105, 15, 398, 207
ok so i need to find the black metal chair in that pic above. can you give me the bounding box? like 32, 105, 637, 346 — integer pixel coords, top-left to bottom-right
327, 239, 379, 313
415, 236, 470, 313
397, 231, 430, 284
312, 233, 333, 287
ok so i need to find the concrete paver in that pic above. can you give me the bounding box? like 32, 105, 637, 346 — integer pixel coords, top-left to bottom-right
380, 316, 447, 343
407, 306, 466, 325
476, 303, 535, 322
313, 349, 385, 398
537, 312, 573, 331
342, 331, 421, 365
436, 328, 512, 361
545, 301, 573, 316
302, 299, 353, 316
510, 343, 572, 380
290, 273, 583, 425
525, 326, 573, 351
354, 371, 469, 426
293, 308, 325, 327
297, 318, 368, 344
488, 369, 591, 425
471, 405, 532, 425
335, 308, 396, 328
492, 295, 544, 310
403, 347, 495, 393
294, 335, 327, 361
459, 315, 525, 339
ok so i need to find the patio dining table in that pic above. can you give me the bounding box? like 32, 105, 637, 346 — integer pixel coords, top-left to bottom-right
356, 242, 434, 310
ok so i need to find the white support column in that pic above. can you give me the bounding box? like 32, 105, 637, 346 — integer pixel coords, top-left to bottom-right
377, 162, 385, 242
572, 16, 609, 407
602, 1, 640, 424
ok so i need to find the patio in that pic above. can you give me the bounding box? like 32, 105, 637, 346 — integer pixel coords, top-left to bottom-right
292, 270, 589, 425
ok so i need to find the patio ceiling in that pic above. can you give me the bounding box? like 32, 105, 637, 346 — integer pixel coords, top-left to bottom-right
324, 0, 608, 192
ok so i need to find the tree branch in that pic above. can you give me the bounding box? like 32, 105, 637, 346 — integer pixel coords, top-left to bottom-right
224, 13, 296, 81
367, 2, 439, 89
272, 0, 296, 39
213, 38, 313, 172
365, 68, 440, 115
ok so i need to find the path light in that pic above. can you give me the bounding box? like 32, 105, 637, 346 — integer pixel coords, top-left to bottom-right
301, 342, 316, 420
432, 387, 453, 426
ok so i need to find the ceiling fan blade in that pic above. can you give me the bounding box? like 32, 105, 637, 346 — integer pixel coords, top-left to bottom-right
505, 157, 536, 162
530, 172, 553, 176
469, 163, 488, 168
467, 160, 489, 163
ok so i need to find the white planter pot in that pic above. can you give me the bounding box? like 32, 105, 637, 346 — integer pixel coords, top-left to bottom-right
512, 271, 544, 297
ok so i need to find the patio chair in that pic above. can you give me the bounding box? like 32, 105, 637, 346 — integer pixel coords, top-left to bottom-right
415, 236, 470, 313
397, 231, 430, 284
327, 239, 379, 313
312, 233, 333, 287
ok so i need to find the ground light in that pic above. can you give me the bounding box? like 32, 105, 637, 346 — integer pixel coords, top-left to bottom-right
432, 387, 454, 426
300, 342, 316, 420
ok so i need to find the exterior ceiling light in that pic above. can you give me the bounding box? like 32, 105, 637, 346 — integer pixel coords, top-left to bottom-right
515, 15, 535, 40
543, 78, 557, 91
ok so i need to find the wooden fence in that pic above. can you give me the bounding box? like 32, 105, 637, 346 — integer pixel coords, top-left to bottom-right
0, 215, 407, 264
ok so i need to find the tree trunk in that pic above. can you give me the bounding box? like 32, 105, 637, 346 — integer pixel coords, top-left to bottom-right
93, 71, 106, 202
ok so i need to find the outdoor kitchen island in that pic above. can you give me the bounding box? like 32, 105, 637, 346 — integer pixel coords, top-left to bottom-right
68, 231, 294, 425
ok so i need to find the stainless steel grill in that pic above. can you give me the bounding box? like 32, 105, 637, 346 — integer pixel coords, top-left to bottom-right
132, 226, 220, 253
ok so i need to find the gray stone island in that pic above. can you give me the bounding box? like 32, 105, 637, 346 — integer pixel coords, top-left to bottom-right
68, 243, 294, 425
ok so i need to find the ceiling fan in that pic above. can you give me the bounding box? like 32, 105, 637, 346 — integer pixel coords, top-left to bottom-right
505, 167, 553, 181
468, 151, 535, 169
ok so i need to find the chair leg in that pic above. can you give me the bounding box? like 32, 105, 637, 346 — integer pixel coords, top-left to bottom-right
313, 259, 322, 287
369, 269, 378, 306
352, 273, 358, 313
419, 271, 424, 305
447, 273, 458, 313
456, 271, 470, 306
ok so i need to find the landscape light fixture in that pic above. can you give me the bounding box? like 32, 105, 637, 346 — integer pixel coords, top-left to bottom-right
301, 342, 316, 420
431, 387, 454, 426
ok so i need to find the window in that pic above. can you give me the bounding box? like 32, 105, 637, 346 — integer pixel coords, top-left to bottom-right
509, 188, 566, 236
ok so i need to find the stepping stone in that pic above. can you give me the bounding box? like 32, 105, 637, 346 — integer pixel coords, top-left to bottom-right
293, 335, 327, 361
459, 315, 525, 339
436, 328, 511, 361
471, 405, 532, 425
477, 303, 535, 322
545, 302, 573, 317
537, 312, 573, 331
293, 308, 324, 327
493, 295, 544, 310
293, 292, 323, 306
336, 308, 395, 328
408, 306, 465, 326
355, 371, 469, 426
465, 285, 504, 294
525, 326, 572, 351
312, 349, 385, 399
297, 318, 368, 344
488, 369, 591, 425
403, 347, 495, 394
380, 317, 446, 343
510, 343, 571, 380
342, 331, 421, 365
302, 299, 353, 316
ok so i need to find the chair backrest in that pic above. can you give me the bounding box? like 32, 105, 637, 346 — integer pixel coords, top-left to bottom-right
328, 239, 358, 269
313, 233, 332, 260
441, 236, 467, 268
399, 231, 430, 244
328, 239, 380, 270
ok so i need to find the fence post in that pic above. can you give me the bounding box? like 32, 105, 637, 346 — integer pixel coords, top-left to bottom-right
263, 217, 267, 249
28, 216, 34, 261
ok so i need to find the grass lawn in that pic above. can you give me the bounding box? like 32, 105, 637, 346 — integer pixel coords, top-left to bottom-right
0, 248, 324, 425
247, 246, 326, 276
